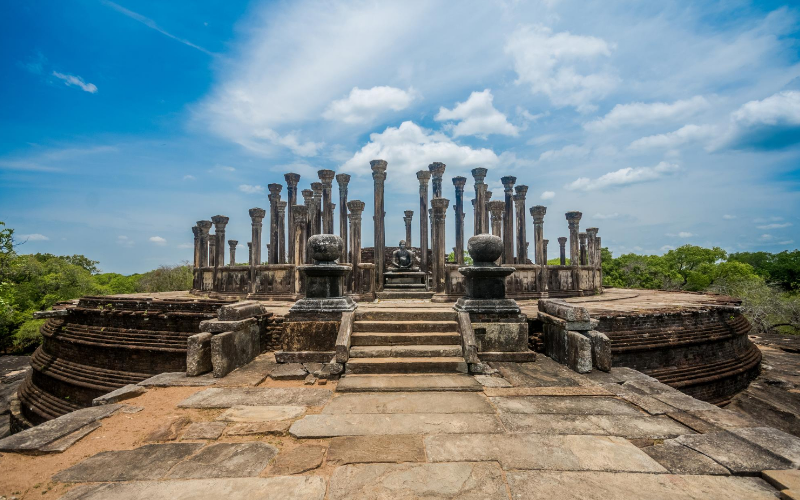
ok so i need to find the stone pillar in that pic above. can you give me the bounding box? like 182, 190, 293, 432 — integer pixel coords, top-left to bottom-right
429, 162, 446, 198
336, 173, 351, 262
566, 211, 582, 267
301, 189, 314, 234
310, 182, 323, 236
471, 168, 488, 235
267, 184, 282, 264
247, 242, 253, 265
579, 232, 588, 266
429, 207, 435, 282
452, 176, 467, 264
292, 205, 308, 268
277, 201, 287, 264
543, 239, 549, 264
318, 169, 335, 234
514, 185, 528, 264
347, 200, 365, 294
209, 238, 216, 267
530, 205, 547, 266
403, 211, 414, 248
431, 197, 450, 293
558, 237, 567, 265
371, 160, 387, 292
416, 170, 431, 273
192, 225, 200, 268
501, 176, 516, 264
249, 208, 266, 266
488, 200, 505, 238
285, 173, 301, 268
596, 237, 602, 266
586, 228, 598, 267
228, 240, 237, 265
211, 215, 229, 270
197, 220, 212, 267
484, 190, 492, 235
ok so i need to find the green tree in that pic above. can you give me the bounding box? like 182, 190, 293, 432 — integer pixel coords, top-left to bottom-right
662, 245, 727, 290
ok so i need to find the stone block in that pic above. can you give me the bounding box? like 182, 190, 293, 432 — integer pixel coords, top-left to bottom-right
327, 435, 425, 465
269, 444, 325, 475
275, 351, 337, 363
138, 372, 216, 387
566, 331, 592, 373
218, 300, 268, 321
165, 442, 278, 479
53, 443, 204, 482
92, 384, 146, 406
282, 320, 340, 351
289, 413, 504, 438
322, 392, 493, 414
217, 405, 305, 423
211, 327, 260, 378
489, 396, 641, 415
588, 330, 611, 372
145, 415, 190, 442
186, 332, 212, 376
178, 387, 332, 408
270, 363, 308, 380
200, 317, 256, 333
335, 374, 482, 392
538, 299, 590, 322
763, 470, 800, 491
538, 311, 597, 332
641, 440, 730, 475
225, 421, 292, 436
182, 421, 226, 440
676, 431, 794, 473
472, 321, 528, 352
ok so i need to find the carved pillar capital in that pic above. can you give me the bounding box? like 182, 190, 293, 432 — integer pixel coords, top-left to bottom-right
370, 159, 388, 182
318, 169, 335, 186
248, 208, 266, 224
471, 167, 487, 185
501, 175, 516, 191
284, 173, 301, 187
566, 211, 583, 229
268, 183, 283, 197
211, 215, 229, 230
197, 220, 212, 234
514, 184, 528, 199
335, 173, 351, 189
347, 199, 365, 218
452, 176, 467, 190
530, 205, 547, 224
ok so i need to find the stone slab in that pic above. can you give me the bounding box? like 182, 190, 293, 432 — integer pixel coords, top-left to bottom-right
499, 413, 693, 438
676, 431, 794, 474
425, 433, 666, 472
763, 470, 800, 491
601, 383, 674, 415
270, 363, 308, 380
92, 384, 146, 406
217, 405, 306, 422
585, 367, 659, 385
625, 380, 718, 411
500, 413, 607, 435
166, 442, 278, 479
474, 375, 512, 387
686, 409, 760, 429
212, 328, 260, 378
138, 372, 217, 387
225, 421, 292, 436
730, 427, 800, 467
490, 396, 642, 415
290, 413, 504, 438
218, 300, 268, 321
39, 421, 101, 453
667, 411, 724, 434
178, 388, 332, 408
215, 353, 276, 387
484, 386, 612, 397
589, 414, 695, 439
59, 476, 326, 500
538, 299, 590, 321
328, 462, 509, 500
182, 422, 227, 440
506, 471, 777, 500
145, 415, 190, 442
53, 443, 204, 482
326, 435, 425, 465
336, 374, 482, 392
490, 360, 586, 387
186, 332, 213, 376
269, 444, 325, 475
323, 392, 494, 414
200, 317, 256, 333
642, 441, 731, 475
0, 414, 9, 439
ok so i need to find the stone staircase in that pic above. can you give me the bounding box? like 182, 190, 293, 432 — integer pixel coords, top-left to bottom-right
345, 309, 467, 374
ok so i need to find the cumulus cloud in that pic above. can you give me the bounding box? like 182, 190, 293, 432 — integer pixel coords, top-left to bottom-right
628, 124, 716, 151
584, 96, 709, 132
239, 184, 265, 194
323, 86, 417, 124
435, 89, 518, 138
251, 129, 322, 157
722, 91, 800, 150
19, 233, 49, 241
52, 71, 98, 93
117, 235, 134, 247
505, 25, 616, 112
183, 174, 196, 180
723, 214, 737, 220
149, 236, 167, 245
593, 213, 619, 220
566, 161, 680, 191
541, 191, 555, 200
757, 222, 792, 229
538, 144, 590, 162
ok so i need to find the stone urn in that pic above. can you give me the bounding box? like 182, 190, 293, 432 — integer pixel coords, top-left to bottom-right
290, 234, 356, 312
454, 234, 519, 313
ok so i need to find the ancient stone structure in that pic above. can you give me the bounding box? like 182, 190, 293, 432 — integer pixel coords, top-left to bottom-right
431, 197, 450, 295
452, 177, 467, 265
501, 176, 516, 264
310, 182, 323, 237
558, 236, 567, 265
514, 185, 528, 264
403, 210, 413, 248
416, 170, 431, 273
267, 184, 282, 265
277, 202, 287, 264
472, 168, 488, 235
318, 169, 335, 235
228, 240, 237, 265
336, 173, 350, 262
285, 173, 301, 266
371, 160, 387, 292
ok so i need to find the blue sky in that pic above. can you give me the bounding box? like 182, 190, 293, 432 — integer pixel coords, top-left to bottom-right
1, 0, 799, 274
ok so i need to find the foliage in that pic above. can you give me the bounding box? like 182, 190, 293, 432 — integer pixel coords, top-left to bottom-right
728, 250, 800, 291
446, 251, 473, 265
135, 264, 193, 293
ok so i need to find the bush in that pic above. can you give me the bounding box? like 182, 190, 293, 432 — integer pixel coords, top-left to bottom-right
13, 319, 45, 353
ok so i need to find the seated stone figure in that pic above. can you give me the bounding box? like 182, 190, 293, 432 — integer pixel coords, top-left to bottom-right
390, 240, 417, 270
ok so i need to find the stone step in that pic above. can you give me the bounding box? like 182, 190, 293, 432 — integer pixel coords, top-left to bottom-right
349, 345, 463, 358
355, 309, 456, 321
351, 331, 461, 346
345, 357, 468, 375
336, 374, 483, 392
353, 320, 458, 333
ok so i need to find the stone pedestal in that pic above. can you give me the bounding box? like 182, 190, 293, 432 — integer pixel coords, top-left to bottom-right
384, 270, 427, 290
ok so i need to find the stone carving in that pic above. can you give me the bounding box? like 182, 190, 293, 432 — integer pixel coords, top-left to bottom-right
454, 234, 518, 314
290, 234, 356, 313
390, 240, 416, 270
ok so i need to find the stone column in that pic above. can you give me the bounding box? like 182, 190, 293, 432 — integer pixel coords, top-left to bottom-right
336, 173, 351, 262
586, 228, 598, 267
484, 190, 492, 235
292, 205, 308, 267
404, 211, 414, 248
452, 176, 467, 264
247, 242, 253, 265
267, 184, 282, 264
579, 232, 588, 266
488, 200, 505, 237
301, 189, 314, 233
530, 205, 547, 266
596, 237, 602, 266
211, 215, 229, 269
318, 169, 335, 234
209, 238, 216, 267
371, 160, 387, 292
471, 168, 487, 235
197, 220, 212, 267
416, 170, 431, 273
285, 173, 301, 268
277, 201, 287, 264
566, 211, 582, 267
429, 207, 435, 282
347, 200, 365, 294
310, 182, 323, 236
429, 162, 446, 198
514, 185, 528, 264
543, 239, 549, 264
558, 237, 567, 265
249, 208, 266, 266
431, 197, 450, 293
228, 240, 237, 265
501, 176, 516, 264
192, 225, 200, 268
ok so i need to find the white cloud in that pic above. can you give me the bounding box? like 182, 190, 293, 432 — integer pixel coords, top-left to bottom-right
778, 240, 794, 245
678, 232, 693, 238
117, 235, 134, 247
435, 89, 518, 138
731, 91, 800, 127
149, 236, 167, 245
538, 144, 590, 162
505, 25, 616, 112
719, 91, 800, 150
566, 161, 680, 191
760, 234, 773, 241
239, 184, 265, 194
757, 222, 792, 229
323, 86, 417, 124
593, 213, 619, 220
52, 71, 97, 93
541, 191, 555, 200
251, 129, 322, 157
584, 96, 709, 132
177, 243, 193, 249
627, 124, 716, 151
19, 233, 49, 241
661, 245, 675, 252
183, 174, 196, 180
723, 214, 736, 220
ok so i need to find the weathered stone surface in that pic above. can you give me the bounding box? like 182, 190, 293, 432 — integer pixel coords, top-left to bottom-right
763, 469, 800, 491
138, 372, 216, 387
290, 413, 503, 438
567, 330, 592, 373
271, 363, 308, 380
217, 405, 305, 423
212, 328, 260, 378
0, 413, 9, 439
0, 404, 120, 454
323, 392, 493, 414
145, 415, 191, 442
425, 433, 666, 472
588, 330, 611, 372
225, 421, 292, 436
269, 444, 325, 475
730, 427, 800, 466
53, 443, 204, 482
182, 421, 227, 440
490, 396, 642, 415
474, 375, 512, 387
500, 413, 692, 438
59, 477, 327, 500
625, 380, 718, 411
589, 414, 694, 439
676, 431, 794, 474
641, 441, 731, 475
584, 367, 659, 385
327, 435, 425, 464
666, 411, 725, 434
39, 421, 101, 453
328, 462, 508, 500
484, 386, 612, 397
686, 409, 760, 429
304, 374, 316, 385
538, 299, 590, 322
218, 300, 268, 321
601, 383, 674, 415
166, 442, 278, 479
500, 413, 607, 435
92, 384, 146, 406
186, 332, 213, 376
215, 353, 275, 387
199, 317, 256, 333
490, 359, 586, 387
121, 405, 144, 414
178, 388, 332, 408
302, 362, 323, 375
336, 374, 482, 392
506, 471, 777, 500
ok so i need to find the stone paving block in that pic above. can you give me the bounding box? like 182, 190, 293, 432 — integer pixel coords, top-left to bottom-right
215, 353, 275, 387
39, 421, 101, 453
323, 392, 494, 414
53, 443, 204, 482
182, 422, 227, 440
425, 433, 667, 472
506, 471, 777, 500
686, 409, 760, 429
268, 444, 325, 475
59, 476, 327, 500
676, 431, 794, 474
290, 413, 504, 438
225, 421, 292, 436
474, 375, 512, 387
178, 388, 332, 408
218, 300, 268, 321
625, 380, 718, 411
500, 413, 606, 435
326, 435, 425, 465
763, 470, 800, 491
484, 386, 612, 397
166, 442, 278, 479
782, 489, 800, 500
212, 328, 260, 378
666, 411, 724, 434
271, 363, 308, 380
600, 383, 675, 415
328, 462, 509, 500
491, 360, 583, 388
588, 414, 695, 439
490, 396, 642, 415
138, 372, 217, 387
730, 427, 800, 467
216, 405, 305, 423
336, 374, 482, 392
145, 415, 190, 442
642, 440, 731, 475
92, 384, 146, 406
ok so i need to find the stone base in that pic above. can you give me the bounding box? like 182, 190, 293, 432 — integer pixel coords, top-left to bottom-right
289, 297, 356, 313
454, 298, 520, 314
477, 351, 537, 362
376, 290, 434, 300
275, 351, 336, 363
384, 271, 427, 290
